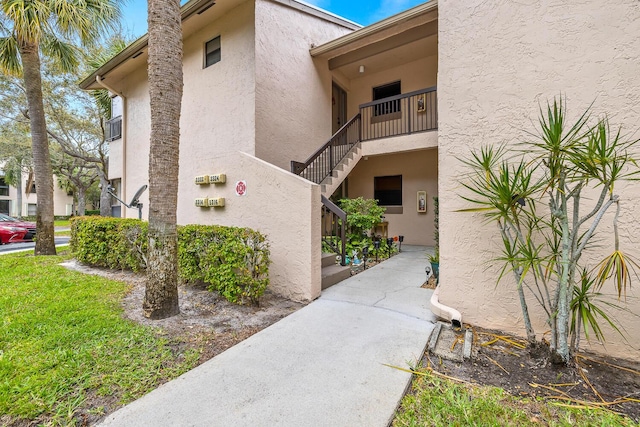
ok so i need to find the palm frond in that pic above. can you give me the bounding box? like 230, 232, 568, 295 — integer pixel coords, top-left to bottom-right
0, 36, 21, 75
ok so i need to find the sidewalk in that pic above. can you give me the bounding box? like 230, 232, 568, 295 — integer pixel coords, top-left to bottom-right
98, 246, 436, 427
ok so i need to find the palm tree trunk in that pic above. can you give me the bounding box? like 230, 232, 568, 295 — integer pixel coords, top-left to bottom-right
142, 0, 183, 319
19, 42, 56, 255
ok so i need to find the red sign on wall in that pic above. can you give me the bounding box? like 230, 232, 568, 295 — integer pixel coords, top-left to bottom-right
235, 180, 247, 196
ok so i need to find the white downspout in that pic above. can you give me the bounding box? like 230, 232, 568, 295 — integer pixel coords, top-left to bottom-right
95, 75, 127, 218
430, 285, 462, 328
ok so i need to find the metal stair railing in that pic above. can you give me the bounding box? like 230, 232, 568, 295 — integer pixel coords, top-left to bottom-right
291, 114, 361, 184
321, 195, 347, 266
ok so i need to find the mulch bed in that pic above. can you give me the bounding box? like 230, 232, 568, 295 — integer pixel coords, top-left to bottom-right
425, 326, 640, 421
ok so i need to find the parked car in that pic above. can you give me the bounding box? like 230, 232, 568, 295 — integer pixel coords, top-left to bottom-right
0, 214, 37, 244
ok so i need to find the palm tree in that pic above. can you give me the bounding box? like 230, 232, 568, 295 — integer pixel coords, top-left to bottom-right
142, 0, 183, 319
0, 0, 121, 254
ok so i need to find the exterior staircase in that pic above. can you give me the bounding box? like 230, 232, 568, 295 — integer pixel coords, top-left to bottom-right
321, 252, 351, 289
320, 142, 362, 198
290, 114, 362, 268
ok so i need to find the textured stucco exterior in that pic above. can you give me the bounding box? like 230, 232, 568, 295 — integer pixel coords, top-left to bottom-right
183, 151, 322, 301
96, 0, 353, 301
347, 149, 438, 245
253, 0, 353, 170
438, 0, 640, 360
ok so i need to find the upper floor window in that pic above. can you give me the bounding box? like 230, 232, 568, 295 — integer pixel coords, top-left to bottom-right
106, 116, 122, 142
204, 36, 221, 68
373, 81, 401, 117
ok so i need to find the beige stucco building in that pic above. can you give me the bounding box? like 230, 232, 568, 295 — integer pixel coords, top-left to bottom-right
0, 167, 74, 217
82, 0, 639, 361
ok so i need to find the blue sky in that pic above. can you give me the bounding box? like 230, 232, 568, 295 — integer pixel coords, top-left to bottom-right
121, 0, 428, 38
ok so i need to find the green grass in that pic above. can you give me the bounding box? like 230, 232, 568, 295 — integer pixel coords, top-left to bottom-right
0, 250, 200, 425
393, 369, 638, 427
54, 220, 70, 227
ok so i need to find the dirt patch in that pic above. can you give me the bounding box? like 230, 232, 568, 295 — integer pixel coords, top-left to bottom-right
426, 326, 640, 421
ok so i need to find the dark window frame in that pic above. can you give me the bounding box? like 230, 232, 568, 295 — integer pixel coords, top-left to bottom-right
0, 177, 8, 197
0, 199, 9, 215
372, 81, 401, 118
204, 36, 221, 68
374, 175, 403, 206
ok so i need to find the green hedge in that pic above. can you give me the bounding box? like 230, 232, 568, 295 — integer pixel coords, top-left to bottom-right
70, 218, 270, 305
177, 225, 270, 305
70, 217, 148, 271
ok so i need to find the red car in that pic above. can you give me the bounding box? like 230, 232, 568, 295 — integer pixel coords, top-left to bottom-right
0, 214, 37, 244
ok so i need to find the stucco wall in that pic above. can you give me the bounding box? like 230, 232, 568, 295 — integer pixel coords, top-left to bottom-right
438, 0, 640, 360
254, 0, 354, 170
346, 55, 438, 118
347, 148, 438, 245
116, 0, 256, 218
179, 151, 321, 302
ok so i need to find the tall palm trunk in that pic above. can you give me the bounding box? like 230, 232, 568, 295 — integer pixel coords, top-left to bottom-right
19, 42, 56, 255
142, 0, 183, 319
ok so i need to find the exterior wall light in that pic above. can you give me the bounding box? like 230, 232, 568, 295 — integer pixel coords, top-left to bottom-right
359, 65, 365, 74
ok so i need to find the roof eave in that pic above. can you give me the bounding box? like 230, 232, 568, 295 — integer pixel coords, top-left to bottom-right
310, 0, 438, 58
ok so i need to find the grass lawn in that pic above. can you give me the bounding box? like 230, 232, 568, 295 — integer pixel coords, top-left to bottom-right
393, 369, 638, 427
54, 220, 70, 227
0, 250, 200, 425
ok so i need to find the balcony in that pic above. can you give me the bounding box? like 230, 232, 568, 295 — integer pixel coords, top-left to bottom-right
359, 86, 437, 141
106, 116, 122, 142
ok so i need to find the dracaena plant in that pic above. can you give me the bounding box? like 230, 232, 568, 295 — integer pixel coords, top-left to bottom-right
459, 96, 639, 364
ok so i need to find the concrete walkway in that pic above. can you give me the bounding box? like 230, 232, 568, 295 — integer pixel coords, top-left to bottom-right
98, 246, 436, 427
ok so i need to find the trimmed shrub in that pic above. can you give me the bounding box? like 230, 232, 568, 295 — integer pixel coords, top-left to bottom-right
84, 210, 100, 216
70, 217, 148, 271
70, 218, 270, 305
177, 225, 270, 305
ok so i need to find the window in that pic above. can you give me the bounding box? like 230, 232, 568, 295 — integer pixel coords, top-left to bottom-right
26, 181, 36, 194
204, 36, 221, 68
374, 175, 402, 206
27, 203, 37, 216
373, 81, 401, 117
0, 177, 8, 197
0, 200, 9, 215
106, 116, 122, 141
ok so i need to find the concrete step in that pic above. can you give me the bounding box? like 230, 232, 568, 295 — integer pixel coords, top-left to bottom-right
322, 252, 338, 268
321, 264, 351, 290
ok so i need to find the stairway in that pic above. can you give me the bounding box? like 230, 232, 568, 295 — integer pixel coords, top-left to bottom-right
320, 142, 363, 198
321, 252, 351, 290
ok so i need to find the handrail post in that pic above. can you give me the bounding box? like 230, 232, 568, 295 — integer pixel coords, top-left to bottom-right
340, 214, 346, 266
408, 95, 412, 135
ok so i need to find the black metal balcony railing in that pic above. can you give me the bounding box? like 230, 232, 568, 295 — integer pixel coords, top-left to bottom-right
106, 116, 122, 142
359, 86, 437, 141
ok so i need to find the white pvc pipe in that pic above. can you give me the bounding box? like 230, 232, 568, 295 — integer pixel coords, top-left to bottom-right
430, 285, 462, 328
